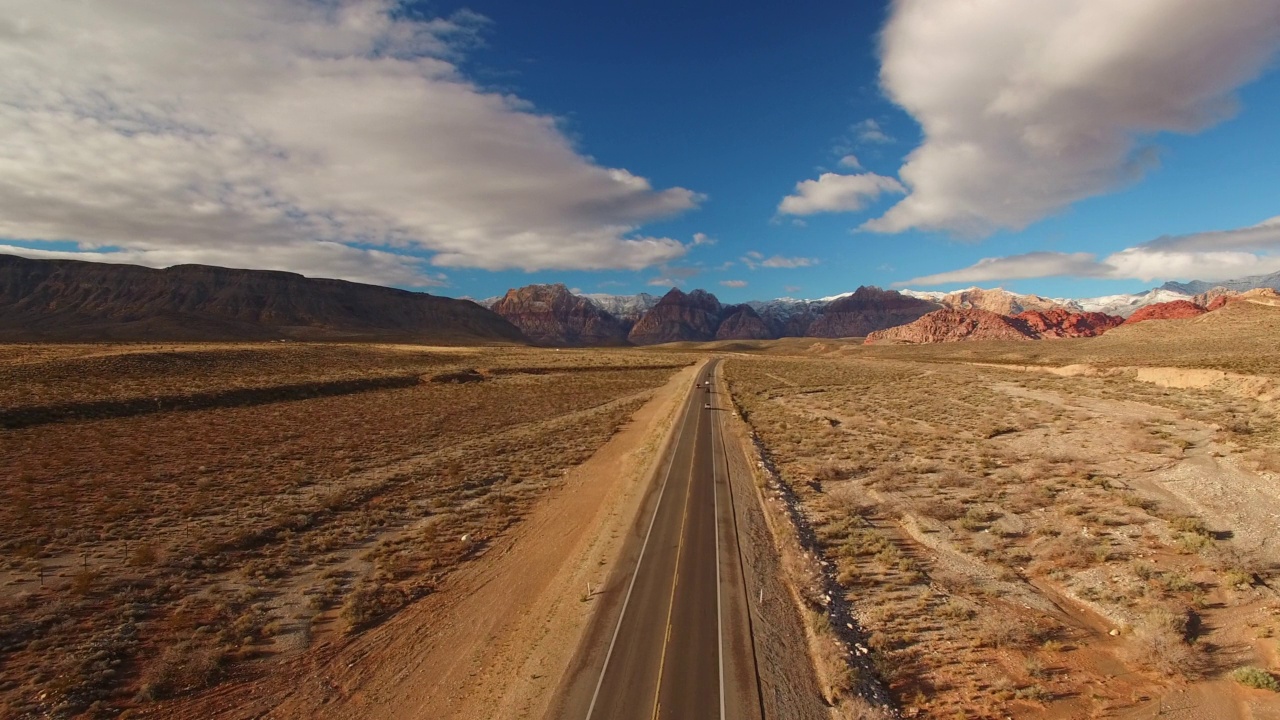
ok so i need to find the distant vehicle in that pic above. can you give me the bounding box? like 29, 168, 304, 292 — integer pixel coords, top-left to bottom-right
704, 403, 711, 409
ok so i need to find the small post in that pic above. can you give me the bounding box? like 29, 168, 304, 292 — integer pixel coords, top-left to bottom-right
83, 552, 88, 570
38, 567, 43, 587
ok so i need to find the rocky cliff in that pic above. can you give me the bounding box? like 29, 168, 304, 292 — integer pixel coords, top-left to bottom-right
866, 307, 1125, 344
806, 287, 939, 338
865, 308, 1034, 344
943, 287, 1066, 315
627, 288, 724, 344
0, 254, 525, 343
715, 304, 773, 340
1123, 300, 1207, 324
489, 283, 628, 346
1013, 308, 1123, 338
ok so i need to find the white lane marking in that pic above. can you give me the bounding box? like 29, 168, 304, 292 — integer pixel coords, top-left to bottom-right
584, 370, 700, 720
711, 361, 726, 720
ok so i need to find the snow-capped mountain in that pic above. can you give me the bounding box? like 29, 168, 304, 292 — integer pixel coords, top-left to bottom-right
1072, 288, 1192, 317
579, 292, 660, 322
1160, 270, 1280, 296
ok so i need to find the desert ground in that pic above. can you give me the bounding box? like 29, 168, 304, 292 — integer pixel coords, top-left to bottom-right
3, 298, 1280, 719
0, 343, 697, 718
722, 298, 1280, 718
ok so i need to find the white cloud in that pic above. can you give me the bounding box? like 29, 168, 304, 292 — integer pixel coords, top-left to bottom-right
647, 277, 678, 287
692, 232, 716, 246
895, 252, 1106, 287
866, 0, 1280, 236
720, 280, 748, 288
854, 119, 893, 144
896, 216, 1280, 286
837, 154, 862, 169
0, 242, 447, 287
778, 173, 906, 215
0, 1, 703, 285
743, 253, 819, 270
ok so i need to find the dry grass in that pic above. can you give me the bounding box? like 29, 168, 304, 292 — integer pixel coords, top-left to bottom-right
0, 343, 691, 717
726, 348, 1280, 718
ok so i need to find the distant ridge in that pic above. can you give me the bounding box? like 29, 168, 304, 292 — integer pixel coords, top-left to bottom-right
0, 254, 525, 343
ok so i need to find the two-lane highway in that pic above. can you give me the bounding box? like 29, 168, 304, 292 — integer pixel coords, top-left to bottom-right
566, 358, 762, 720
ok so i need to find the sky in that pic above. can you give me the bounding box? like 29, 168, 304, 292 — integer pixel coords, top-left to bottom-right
2, 0, 1280, 303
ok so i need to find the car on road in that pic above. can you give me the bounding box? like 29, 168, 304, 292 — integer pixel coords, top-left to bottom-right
704, 402, 711, 409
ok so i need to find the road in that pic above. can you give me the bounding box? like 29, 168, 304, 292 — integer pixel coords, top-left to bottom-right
563, 358, 763, 720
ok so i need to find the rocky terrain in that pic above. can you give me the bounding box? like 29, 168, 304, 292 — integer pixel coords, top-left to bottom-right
0, 254, 524, 343
1123, 299, 1208, 324
626, 288, 725, 343
805, 286, 940, 338
489, 284, 629, 346
902, 286, 1067, 315
1013, 308, 1123, 338
864, 308, 1033, 344
715, 304, 774, 340
1161, 269, 1280, 296
867, 306, 1126, 344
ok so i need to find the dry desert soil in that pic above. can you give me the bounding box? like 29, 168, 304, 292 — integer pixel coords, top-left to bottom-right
3, 297, 1280, 720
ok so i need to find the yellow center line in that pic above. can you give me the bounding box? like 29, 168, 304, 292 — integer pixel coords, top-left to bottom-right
651, 403, 702, 720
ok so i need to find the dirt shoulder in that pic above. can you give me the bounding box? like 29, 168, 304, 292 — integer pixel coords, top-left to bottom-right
148, 362, 700, 720
715, 366, 841, 719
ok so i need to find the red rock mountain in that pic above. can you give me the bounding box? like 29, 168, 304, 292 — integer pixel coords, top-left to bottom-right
627, 288, 724, 344
867, 307, 1125, 344
806, 287, 940, 338
715, 304, 773, 340
1014, 308, 1123, 338
0, 254, 524, 343
489, 283, 628, 346
1123, 300, 1207, 325
865, 308, 1033, 344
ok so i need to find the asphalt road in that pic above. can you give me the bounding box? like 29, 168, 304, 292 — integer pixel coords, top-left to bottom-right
573, 358, 764, 720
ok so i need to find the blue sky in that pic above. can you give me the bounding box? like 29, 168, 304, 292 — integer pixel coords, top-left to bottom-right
3, 1, 1280, 302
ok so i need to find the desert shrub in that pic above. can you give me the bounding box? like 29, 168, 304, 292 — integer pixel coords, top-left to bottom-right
136, 642, 226, 701
340, 582, 409, 630
1129, 607, 1201, 677
1232, 666, 1280, 691
916, 499, 964, 521
831, 695, 893, 720
1169, 516, 1211, 537
130, 543, 158, 566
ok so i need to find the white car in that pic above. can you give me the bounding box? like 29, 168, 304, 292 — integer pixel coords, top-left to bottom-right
704, 403, 711, 409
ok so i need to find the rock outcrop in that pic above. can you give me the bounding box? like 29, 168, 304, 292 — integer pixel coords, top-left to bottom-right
1123, 300, 1207, 325
805, 287, 939, 338
627, 288, 725, 344
1013, 308, 1123, 338
944, 287, 1065, 315
489, 283, 628, 346
865, 308, 1034, 344
866, 307, 1125, 344
715, 304, 773, 340
0, 253, 525, 343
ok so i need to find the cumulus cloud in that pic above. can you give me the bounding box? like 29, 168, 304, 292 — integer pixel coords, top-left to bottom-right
866, 0, 1280, 235
778, 173, 906, 215
720, 279, 748, 288
896, 216, 1280, 286
0, 1, 702, 285
692, 232, 717, 246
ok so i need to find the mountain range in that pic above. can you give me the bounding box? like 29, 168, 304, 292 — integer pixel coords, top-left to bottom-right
4, 252, 1278, 346
0, 254, 523, 343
